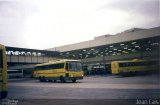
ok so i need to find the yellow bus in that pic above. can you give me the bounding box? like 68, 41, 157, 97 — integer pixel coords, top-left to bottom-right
0, 44, 7, 99
33, 59, 84, 83
111, 59, 159, 76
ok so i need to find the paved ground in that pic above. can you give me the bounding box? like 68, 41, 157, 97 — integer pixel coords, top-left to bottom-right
4, 74, 160, 105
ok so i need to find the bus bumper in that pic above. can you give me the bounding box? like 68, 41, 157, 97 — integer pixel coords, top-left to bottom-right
68, 77, 83, 80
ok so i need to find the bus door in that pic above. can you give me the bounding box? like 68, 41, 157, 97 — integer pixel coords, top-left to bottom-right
65, 62, 69, 78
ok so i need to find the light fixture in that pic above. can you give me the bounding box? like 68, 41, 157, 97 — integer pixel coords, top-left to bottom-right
118, 50, 122, 51
120, 43, 125, 46
131, 42, 136, 44
132, 49, 135, 51
109, 45, 113, 47
146, 48, 151, 51
135, 46, 140, 48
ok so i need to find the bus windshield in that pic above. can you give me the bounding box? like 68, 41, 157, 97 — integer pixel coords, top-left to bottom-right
68, 62, 82, 71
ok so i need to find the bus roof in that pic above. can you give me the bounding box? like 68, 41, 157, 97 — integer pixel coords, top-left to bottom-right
35, 59, 81, 67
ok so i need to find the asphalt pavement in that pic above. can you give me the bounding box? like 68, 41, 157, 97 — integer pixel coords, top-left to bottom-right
4, 74, 160, 105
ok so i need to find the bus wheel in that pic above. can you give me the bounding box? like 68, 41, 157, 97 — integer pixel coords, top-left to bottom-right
72, 79, 76, 83
60, 76, 66, 83
42, 76, 47, 82
39, 76, 43, 82
53, 80, 57, 82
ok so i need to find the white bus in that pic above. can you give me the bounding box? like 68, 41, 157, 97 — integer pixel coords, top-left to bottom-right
7, 70, 23, 78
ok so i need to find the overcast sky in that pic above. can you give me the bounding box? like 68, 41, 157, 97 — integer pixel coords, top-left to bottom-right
0, 0, 159, 49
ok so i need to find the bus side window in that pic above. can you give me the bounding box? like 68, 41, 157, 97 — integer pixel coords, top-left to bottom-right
134, 62, 138, 66
123, 63, 126, 67
119, 63, 123, 67
60, 63, 64, 69
128, 63, 131, 67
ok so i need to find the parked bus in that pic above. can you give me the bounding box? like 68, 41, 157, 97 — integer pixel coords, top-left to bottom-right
8, 70, 23, 78
0, 44, 7, 99
33, 59, 84, 83
111, 59, 159, 76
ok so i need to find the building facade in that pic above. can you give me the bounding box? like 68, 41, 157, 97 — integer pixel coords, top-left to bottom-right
47, 27, 160, 75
